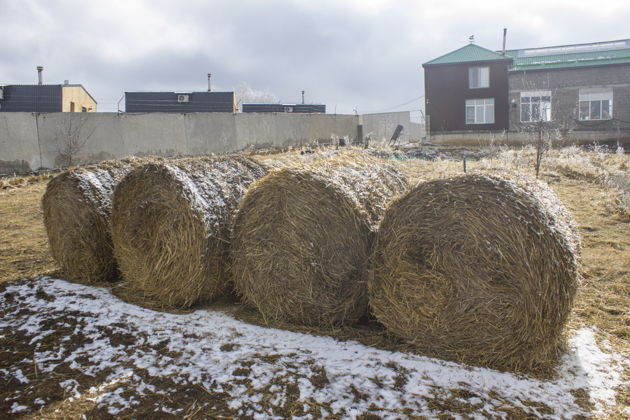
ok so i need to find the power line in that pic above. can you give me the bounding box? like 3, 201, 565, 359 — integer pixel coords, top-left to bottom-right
365, 95, 424, 114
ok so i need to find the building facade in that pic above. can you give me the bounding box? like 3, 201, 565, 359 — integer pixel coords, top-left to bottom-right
423, 44, 512, 133
125, 91, 236, 113
423, 39, 630, 138
0, 84, 97, 112
505, 40, 630, 134
242, 103, 326, 113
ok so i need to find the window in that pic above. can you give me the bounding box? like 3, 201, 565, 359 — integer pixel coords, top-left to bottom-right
520, 91, 551, 122
469, 67, 489, 89
81, 106, 87, 112
579, 89, 612, 120
465, 98, 494, 124
70, 102, 75, 112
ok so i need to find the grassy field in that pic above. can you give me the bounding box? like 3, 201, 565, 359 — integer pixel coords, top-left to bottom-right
0, 146, 628, 418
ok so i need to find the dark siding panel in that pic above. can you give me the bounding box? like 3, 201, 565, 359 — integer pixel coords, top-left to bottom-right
242, 104, 284, 113
242, 104, 325, 113
424, 61, 510, 133
0, 85, 62, 112
125, 92, 235, 112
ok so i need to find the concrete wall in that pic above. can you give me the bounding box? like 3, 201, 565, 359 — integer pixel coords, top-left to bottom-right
362, 111, 424, 144
0, 113, 41, 172
428, 129, 630, 149
0, 112, 359, 173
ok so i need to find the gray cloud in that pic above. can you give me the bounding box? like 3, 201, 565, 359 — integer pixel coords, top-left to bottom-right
1, 0, 629, 115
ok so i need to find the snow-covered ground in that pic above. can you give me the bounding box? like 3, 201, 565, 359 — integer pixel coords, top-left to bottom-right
0, 276, 626, 418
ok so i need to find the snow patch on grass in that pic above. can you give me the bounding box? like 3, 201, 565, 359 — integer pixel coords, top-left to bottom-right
0, 277, 625, 418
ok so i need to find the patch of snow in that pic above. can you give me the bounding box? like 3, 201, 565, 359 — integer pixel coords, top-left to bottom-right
557, 327, 626, 412
0, 277, 626, 418
59, 379, 80, 395
12, 369, 29, 384
10, 403, 28, 413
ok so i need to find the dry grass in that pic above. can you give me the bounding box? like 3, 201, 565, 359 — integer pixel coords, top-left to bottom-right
231, 153, 408, 326
0, 182, 57, 283
369, 172, 580, 373
393, 146, 629, 411
0, 146, 628, 417
111, 156, 267, 308
42, 158, 152, 284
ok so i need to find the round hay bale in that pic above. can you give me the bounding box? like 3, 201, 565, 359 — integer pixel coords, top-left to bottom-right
42, 158, 150, 283
111, 156, 267, 308
369, 173, 580, 371
231, 155, 408, 326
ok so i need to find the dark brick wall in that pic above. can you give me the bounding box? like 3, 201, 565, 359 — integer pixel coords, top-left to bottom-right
242, 104, 326, 113
508, 64, 630, 132
424, 59, 511, 133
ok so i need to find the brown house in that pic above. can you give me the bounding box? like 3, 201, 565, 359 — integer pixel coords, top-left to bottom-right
422, 44, 512, 134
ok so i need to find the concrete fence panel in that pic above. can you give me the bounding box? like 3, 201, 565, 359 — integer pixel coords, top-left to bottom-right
0, 112, 360, 173
0, 113, 40, 172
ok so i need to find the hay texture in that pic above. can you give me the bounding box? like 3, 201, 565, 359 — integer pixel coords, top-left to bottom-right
231, 154, 408, 326
369, 173, 580, 372
112, 156, 267, 308
42, 158, 149, 283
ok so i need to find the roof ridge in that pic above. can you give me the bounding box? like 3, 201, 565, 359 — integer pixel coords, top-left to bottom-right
424, 44, 510, 66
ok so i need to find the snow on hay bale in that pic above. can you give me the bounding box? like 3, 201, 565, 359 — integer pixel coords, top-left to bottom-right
111, 156, 267, 308
42, 158, 150, 283
231, 154, 408, 326
369, 173, 580, 371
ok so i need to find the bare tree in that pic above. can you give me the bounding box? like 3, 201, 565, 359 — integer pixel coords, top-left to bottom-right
515, 77, 576, 177
55, 115, 96, 167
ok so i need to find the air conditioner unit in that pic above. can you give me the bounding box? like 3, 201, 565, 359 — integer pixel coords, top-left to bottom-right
177, 94, 190, 103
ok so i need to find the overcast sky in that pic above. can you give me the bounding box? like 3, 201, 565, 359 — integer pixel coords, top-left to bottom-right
1, 0, 629, 117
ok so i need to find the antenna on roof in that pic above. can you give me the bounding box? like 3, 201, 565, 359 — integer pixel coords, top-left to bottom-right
469, 35, 475, 44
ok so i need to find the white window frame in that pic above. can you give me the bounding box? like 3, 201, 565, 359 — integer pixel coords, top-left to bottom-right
579, 89, 613, 120
465, 98, 494, 124
520, 91, 552, 122
469, 67, 489, 89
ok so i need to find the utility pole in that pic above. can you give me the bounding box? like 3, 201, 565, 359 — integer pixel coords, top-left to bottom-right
301, 90, 305, 104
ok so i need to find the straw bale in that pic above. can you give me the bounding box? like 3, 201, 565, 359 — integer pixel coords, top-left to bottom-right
111, 156, 267, 308
231, 154, 408, 326
42, 158, 150, 283
369, 173, 580, 371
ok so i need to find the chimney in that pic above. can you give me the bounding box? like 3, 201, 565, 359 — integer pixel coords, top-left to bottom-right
37, 66, 43, 85
502, 28, 507, 55
207, 73, 212, 92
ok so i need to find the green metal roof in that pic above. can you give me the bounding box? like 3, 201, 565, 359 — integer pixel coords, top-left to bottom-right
504, 39, 630, 71
423, 44, 510, 66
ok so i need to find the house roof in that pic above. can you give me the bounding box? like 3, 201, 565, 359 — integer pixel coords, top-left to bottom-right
423, 44, 511, 66
504, 39, 630, 71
